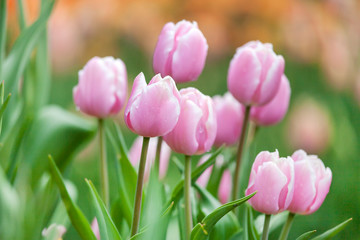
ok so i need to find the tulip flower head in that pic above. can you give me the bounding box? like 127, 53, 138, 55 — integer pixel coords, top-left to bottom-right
153, 20, 208, 83
129, 137, 171, 180
125, 73, 181, 137
164, 87, 217, 155
246, 150, 294, 214
213, 92, 245, 147
228, 41, 285, 106
250, 75, 291, 126
287, 150, 332, 215
73, 56, 128, 118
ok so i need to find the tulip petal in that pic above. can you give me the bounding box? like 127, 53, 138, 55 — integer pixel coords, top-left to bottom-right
246, 162, 287, 214
228, 48, 261, 105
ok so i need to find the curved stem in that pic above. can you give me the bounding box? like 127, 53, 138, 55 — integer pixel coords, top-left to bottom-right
154, 137, 163, 177
98, 119, 109, 208
130, 136, 150, 236
231, 106, 251, 201
262, 214, 271, 240
279, 212, 295, 240
184, 155, 192, 240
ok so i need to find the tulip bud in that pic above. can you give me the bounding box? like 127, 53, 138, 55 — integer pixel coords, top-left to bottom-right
129, 137, 171, 181
287, 150, 332, 215
227, 41, 285, 106
250, 75, 291, 126
153, 20, 208, 83
213, 92, 245, 147
163, 88, 217, 155
286, 98, 332, 154
218, 170, 232, 204
42, 224, 67, 239
73, 56, 128, 118
246, 150, 294, 214
91, 218, 100, 240
124, 73, 181, 137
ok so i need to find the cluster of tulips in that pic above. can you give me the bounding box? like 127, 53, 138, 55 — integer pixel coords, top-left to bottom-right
72, 20, 332, 240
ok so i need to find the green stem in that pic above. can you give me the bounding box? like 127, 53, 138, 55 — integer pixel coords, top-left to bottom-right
154, 137, 163, 177
278, 212, 295, 240
184, 155, 192, 239
130, 136, 150, 236
262, 214, 271, 240
231, 105, 251, 201
184, 155, 192, 240
98, 119, 109, 208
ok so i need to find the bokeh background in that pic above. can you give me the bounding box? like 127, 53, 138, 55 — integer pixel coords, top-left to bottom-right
7, 0, 360, 239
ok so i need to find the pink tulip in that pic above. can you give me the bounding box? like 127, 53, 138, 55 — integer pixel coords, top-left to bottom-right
246, 150, 294, 214
153, 20, 208, 83
91, 218, 100, 240
218, 170, 232, 204
287, 150, 332, 215
213, 92, 245, 147
163, 88, 217, 155
124, 73, 181, 137
73, 56, 127, 118
250, 75, 291, 126
129, 137, 171, 180
227, 41, 285, 106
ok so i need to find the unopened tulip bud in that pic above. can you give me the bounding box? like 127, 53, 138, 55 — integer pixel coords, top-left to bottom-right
153, 20, 208, 83
246, 150, 294, 214
124, 73, 181, 137
287, 150, 332, 215
73, 56, 127, 118
213, 92, 245, 147
250, 75, 291, 126
228, 41, 285, 106
164, 88, 217, 155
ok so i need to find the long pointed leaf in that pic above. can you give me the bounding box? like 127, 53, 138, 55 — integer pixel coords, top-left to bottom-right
86, 179, 122, 240
311, 218, 352, 240
190, 192, 256, 240
48, 155, 97, 240
296, 230, 317, 240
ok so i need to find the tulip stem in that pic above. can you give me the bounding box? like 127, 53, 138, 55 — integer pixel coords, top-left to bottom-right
154, 137, 163, 177
231, 105, 251, 201
130, 136, 150, 236
262, 214, 271, 240
98, 119, 109, 209
278, 212, 295, 240
184, 155, 193, 240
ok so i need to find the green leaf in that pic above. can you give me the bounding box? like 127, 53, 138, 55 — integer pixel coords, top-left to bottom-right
194, 184, 243, 240
244, 204, 259, 240
106, 121, 137, 227
0, 166, 21, 240
48, 155, 97, 240
1, 0, 55, 137
0, 93, 11, 118
311, 218, 352, 240
295, 230, 317, 240
190, 192, 256, 240
20, 106, 96, 184
86, 179, 122, 240
0, 0, 7, 79
167, 147, 223, 208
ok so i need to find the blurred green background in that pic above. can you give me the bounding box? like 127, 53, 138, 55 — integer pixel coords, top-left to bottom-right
6, 0, 360, 239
